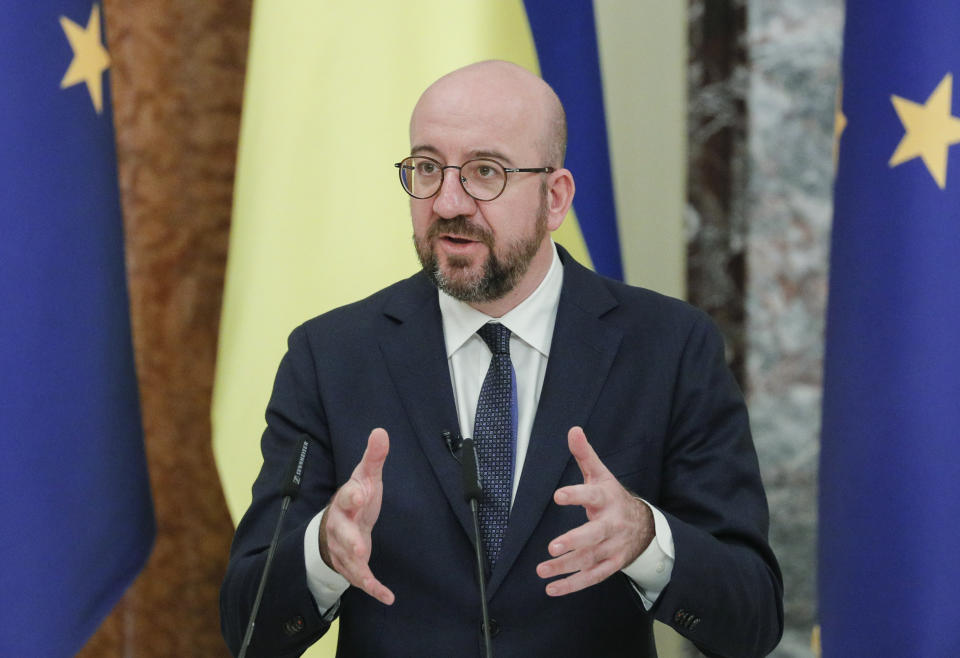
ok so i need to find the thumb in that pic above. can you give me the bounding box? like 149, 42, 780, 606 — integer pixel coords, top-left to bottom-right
567, 426, 607, 483
355, 427, 389, 481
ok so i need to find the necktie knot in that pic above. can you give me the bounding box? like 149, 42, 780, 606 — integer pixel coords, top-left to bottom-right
478, 323, 511, 355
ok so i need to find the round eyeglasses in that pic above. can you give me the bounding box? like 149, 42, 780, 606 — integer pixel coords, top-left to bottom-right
394, 156, 554, 202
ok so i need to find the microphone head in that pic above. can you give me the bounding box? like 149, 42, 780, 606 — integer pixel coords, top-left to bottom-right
441, 430, 463, 457
281, 435, 310, 499
460, 438, 482, 502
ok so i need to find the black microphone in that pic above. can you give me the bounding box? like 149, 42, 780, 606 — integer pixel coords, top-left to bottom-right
238, 434, 310, 658
441, 429, 463, 460
460, 438, 493, 658
281, 435, 310, 498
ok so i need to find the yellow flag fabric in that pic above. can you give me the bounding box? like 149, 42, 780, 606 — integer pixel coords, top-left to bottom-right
213, 2, 592, 654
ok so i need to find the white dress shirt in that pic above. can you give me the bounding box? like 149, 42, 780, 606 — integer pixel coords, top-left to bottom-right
304, 242, 674, 613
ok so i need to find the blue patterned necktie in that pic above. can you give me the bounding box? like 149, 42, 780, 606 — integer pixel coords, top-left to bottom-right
473, 322, 518, 570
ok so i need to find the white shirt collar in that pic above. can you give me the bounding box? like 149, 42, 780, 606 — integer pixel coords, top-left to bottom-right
439, 241, 563, 358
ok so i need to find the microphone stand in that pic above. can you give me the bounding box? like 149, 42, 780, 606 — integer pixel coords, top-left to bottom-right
238, 495, 291, 658
238, 436, 310, 658
469, 497, 493, 658
460, 438, 493, 658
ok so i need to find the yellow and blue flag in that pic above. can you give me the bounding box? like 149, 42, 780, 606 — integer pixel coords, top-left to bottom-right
820, 2, 960, 654
0, 3, 154, 655
524, 0, 622, 279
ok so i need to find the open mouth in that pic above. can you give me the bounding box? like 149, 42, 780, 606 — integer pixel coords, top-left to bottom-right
444, 236, 474, 244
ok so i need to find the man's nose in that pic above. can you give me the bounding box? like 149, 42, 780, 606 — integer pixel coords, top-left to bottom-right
433, 168, 477, 219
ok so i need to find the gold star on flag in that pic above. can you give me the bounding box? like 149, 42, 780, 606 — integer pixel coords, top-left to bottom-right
60, 3, 111, 114
834, 81, 847, 169
889, 73, 960, 189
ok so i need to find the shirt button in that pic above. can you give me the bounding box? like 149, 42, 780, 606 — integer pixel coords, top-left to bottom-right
656, 561, 665, 573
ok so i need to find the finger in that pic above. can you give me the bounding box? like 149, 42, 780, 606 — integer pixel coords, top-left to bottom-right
554, 483, 606, 510
544, 559, 619, 597
355, 566, 396, 606
537, 542, 604, 579
327, 532, 388, 603
354, 427, 390, 481
333, 555, 395, 606
567, 427, 610, 483
545, 521, 606, 558
333, 480, 365, 516
364, 576, 396, 606
326, 518, 370, 568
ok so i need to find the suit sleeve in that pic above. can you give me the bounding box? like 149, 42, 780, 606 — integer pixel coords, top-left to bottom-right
220, 325, 341, 657
652, 311, 784, 658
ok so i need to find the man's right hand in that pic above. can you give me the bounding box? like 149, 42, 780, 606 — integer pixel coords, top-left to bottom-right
318, 427, 395, 605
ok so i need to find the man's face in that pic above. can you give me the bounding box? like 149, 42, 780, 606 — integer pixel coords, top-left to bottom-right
408, 73, 554, 305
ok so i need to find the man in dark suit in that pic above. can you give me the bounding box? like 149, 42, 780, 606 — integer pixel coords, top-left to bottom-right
221, 60, 783, 657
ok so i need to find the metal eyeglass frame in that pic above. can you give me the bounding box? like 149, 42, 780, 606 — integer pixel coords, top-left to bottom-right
394, 155, 554, 201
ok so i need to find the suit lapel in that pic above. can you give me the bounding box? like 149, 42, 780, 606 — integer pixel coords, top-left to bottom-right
378, 275, 476, 542
487, 251, 623, 596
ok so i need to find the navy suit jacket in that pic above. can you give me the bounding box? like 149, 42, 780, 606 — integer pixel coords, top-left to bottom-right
221, 246, 783, 657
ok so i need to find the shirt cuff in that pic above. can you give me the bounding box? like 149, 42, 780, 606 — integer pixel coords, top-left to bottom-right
304, 509, 350, 617
622, 499, 675, 609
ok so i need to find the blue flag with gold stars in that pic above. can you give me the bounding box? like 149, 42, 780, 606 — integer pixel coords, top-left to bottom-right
0, 2, 154, 655
820, 2, 960, 655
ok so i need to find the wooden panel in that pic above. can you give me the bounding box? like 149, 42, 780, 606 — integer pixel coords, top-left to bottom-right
79, 2, 252, 655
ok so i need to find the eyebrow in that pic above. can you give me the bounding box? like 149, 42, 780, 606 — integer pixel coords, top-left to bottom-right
410, 144, 441, 158
409, 145, 516, 167
469, 149, 515, 166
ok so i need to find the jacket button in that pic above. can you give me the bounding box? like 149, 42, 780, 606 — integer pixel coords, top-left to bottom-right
673, 609, 687, 624
674, 608, 699, 629
283, 615, 305, 636
481, 618, 500, 637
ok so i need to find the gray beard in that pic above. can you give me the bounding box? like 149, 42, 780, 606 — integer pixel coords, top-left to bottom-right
414, 204, 547, 304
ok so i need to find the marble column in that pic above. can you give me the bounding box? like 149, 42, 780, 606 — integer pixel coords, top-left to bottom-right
745, 0, 841, 656
688, 1, 842, 656
686, 0, 749, 385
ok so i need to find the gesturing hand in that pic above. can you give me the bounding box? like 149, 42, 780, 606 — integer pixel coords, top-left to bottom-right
319, 428, 395, 605
536, 426, 655, 597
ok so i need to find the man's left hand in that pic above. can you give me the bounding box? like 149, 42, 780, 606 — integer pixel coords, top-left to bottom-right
536, 426, 655, 596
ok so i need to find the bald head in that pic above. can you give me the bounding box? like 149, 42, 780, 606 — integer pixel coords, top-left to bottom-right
411, 60, 567, 168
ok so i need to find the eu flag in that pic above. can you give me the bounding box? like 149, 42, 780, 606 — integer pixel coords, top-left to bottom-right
819, 2, 960, 655
0, 3, 154, 655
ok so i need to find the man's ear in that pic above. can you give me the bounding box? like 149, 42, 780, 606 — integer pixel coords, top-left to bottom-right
545, 169, 575, 231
